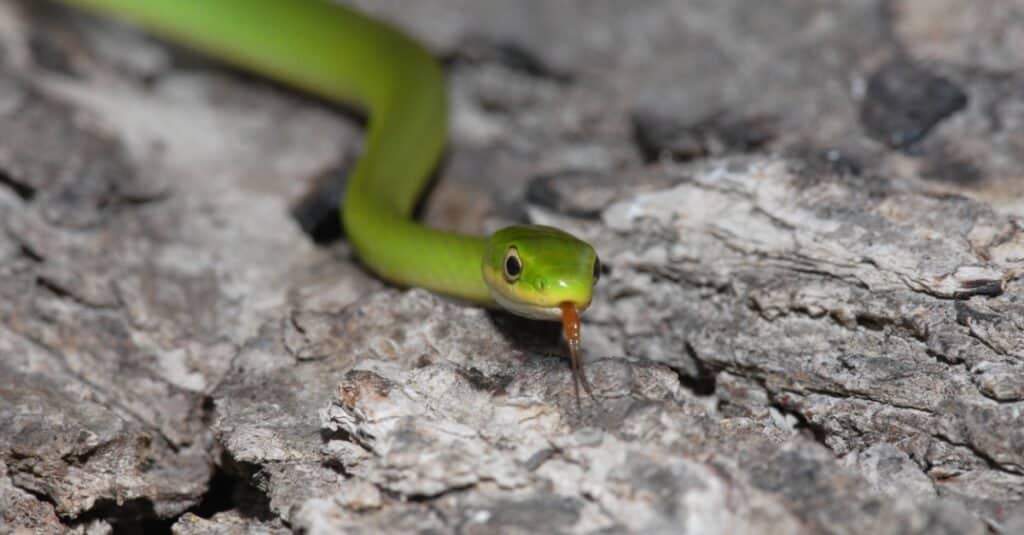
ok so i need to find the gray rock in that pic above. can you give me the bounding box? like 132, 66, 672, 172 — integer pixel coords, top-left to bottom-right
2, 0, 1022, 533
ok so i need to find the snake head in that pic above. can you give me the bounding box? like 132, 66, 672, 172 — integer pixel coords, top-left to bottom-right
481, 224, 600, 321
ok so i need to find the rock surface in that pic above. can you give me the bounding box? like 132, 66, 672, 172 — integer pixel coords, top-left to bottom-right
1, 0, 1022, 533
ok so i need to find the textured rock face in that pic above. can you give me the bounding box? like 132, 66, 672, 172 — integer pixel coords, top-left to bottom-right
1, 0, 1022, 533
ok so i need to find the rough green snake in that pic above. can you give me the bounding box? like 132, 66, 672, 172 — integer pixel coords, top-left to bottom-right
58, 0, 601, 401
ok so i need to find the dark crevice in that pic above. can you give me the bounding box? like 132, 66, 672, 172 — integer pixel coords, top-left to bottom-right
290, 161, 352, 245
185, 466, 238, 520
0, 171, 36, 201
117, 452, 278, 530
321, 457, 355, 479
673, 342, 717, 396
20, 244, 44, 262
34, 274, 116, 310
456, 365, 516, 394
677, 370, 717, 397
108, 516, 174, 535
319, 424, 356, 445
319, 427, 374, 469
852, 313, 887, 332
773, 396, 830, 447
35, 275, 75, 301
209, 452, 277, 522
196, 395, 217, 427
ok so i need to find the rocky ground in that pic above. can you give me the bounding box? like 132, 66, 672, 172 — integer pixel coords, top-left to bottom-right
1, 0, 1022, 533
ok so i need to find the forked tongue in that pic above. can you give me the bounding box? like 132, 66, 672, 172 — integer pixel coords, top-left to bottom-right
560, 302, 596, 410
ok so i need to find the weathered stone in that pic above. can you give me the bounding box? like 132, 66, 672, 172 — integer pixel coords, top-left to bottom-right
2, 0, 1022, 532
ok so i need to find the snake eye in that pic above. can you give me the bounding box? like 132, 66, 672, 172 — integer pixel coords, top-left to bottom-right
592, 255, 601, 285
503, 247, 522, 282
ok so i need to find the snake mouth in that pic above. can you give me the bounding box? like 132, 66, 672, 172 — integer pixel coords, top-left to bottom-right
487, 283, 592, 322
489, 290, 563, 320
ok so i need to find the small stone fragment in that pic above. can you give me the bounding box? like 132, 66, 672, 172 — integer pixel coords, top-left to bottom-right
859, 60, 967, 149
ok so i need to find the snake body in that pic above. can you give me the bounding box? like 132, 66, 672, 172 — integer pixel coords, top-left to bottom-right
59, 0, 600, 400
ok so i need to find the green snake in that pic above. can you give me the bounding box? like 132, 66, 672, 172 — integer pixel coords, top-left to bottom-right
59, 0, 601, 400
